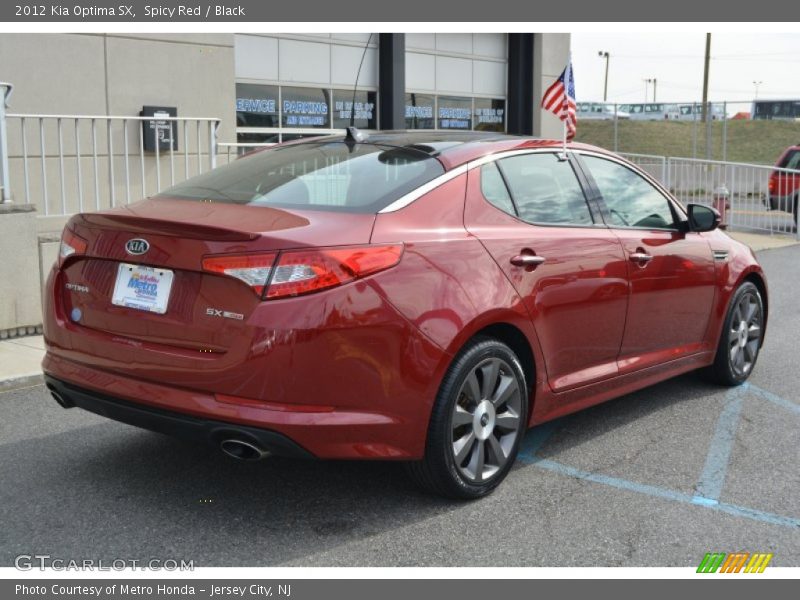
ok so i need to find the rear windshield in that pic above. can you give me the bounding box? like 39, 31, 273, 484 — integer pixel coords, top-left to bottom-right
154, 141, 445, 213
779, 149, 800, 170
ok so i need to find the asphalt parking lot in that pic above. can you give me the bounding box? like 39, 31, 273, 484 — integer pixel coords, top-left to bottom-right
1, 244, 798, 568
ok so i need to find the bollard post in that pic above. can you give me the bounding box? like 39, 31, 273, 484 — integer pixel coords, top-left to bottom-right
208, 120, 218, 171
0, 82, 13, 203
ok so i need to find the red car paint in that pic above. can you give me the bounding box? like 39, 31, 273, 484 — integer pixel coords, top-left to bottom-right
42, 134, 767, 461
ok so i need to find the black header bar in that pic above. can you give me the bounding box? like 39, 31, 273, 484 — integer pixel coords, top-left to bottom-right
1, 0, 798, 22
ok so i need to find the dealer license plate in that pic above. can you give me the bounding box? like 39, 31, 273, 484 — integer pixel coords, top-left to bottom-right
111, 263, 174, 314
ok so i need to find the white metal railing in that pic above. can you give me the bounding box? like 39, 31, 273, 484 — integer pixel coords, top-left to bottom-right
618, 152, 667, 183
1, 102, 797, 239
0, 82, 12, 203
622, 153, 800, 238
3, 113, 220, 217
217, 142, 276, 164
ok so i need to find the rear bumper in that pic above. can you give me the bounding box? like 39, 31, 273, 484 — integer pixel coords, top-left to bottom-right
42, 352, 432, 460
44, 374, 314, 459
42, 257, 453, 460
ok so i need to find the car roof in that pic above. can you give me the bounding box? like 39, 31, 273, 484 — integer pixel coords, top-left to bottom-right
295, 130, 613, 170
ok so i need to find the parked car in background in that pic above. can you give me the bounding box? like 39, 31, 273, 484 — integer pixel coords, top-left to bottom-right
767, 145, 800, 219
43, 131, 768, 499
576, 102, 630, 120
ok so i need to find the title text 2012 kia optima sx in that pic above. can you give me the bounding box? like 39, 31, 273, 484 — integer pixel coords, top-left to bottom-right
43, 132, 768, 498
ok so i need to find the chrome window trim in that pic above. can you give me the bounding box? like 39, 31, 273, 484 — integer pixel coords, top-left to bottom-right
378, 148, 564, 214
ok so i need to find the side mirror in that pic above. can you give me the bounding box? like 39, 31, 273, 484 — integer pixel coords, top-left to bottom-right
687, 203, 721, 232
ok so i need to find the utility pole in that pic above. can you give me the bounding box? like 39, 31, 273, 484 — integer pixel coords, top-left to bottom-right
598, 51, 610, 102
645, 78, 657, 102
702, 33, 712, 159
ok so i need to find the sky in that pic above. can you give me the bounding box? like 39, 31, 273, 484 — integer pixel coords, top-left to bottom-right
571, 32, 800, 110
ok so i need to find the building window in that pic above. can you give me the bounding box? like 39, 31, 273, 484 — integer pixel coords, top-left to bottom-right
235, 83, 279, 128
437, 96, 472, 130
474, 98, 505, 132
235, 84, 379, 145
405, 93, 436, 130
404, 94, 506, 131
281, 86, 331, 129
332, 90, 378, 129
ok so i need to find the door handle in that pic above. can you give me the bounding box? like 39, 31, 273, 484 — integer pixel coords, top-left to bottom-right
510, 254, 546, 268
629, 252, 654, 264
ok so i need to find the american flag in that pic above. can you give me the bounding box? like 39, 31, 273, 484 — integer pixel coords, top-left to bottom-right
541, 61, 577, 141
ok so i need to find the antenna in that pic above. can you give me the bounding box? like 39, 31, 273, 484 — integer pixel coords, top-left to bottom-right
349, 33, 374, 129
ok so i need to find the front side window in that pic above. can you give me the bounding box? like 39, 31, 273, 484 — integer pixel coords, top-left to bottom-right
495, 153, 593, 225
156, 142, 445, 214
581, 155, 676, 229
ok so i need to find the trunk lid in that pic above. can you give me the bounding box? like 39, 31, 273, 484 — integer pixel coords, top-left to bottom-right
59, 198, 376, 353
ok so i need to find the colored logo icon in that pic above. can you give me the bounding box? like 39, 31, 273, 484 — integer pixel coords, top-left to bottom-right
697, 552, 773, 573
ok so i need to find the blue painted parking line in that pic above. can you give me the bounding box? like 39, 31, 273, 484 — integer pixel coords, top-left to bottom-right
525, 456, 800, 529
749, 383, 800, 415
516, 382, 800, 529
517, 418, 560, 460
692, 384, 747, 504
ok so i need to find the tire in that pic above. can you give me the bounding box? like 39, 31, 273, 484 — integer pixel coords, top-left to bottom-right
405, 337, 529, 500
706, 281, 765, 386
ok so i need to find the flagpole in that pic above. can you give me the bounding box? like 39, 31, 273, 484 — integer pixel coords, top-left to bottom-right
563, 51, 572, 156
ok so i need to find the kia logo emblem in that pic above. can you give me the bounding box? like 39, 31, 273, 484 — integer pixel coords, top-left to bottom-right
125, 238, 150, 255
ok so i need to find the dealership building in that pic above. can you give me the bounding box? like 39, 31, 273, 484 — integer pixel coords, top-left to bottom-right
0, 32, 570, 337
1, 32, 570, 143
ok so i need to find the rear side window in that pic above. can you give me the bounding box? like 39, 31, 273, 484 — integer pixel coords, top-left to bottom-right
155, 141, 445, 213
581, 155, 676, 229
495, 153, 594, 225
480, 162, 516, 215
779, 150, 800, 169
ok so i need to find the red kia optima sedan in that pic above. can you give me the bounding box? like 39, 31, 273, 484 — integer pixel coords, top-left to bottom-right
43, 131, 767, 498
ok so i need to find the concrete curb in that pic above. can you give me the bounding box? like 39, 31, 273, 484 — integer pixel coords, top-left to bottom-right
728, 231, 799, 252
0, 372, 44, 393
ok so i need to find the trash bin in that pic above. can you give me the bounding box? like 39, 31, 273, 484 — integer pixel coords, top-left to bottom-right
712, 185, 730, 230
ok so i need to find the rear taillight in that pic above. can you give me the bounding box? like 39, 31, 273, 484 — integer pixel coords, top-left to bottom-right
769, 176, 776, 192
59, 229, 88, 267
202, 244, 403, 299
266, 245, 404, 299
201, 253, 278, 296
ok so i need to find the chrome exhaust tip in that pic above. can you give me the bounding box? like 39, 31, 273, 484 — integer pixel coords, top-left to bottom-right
48, 387, 74, 409
219, 439, 269, 461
